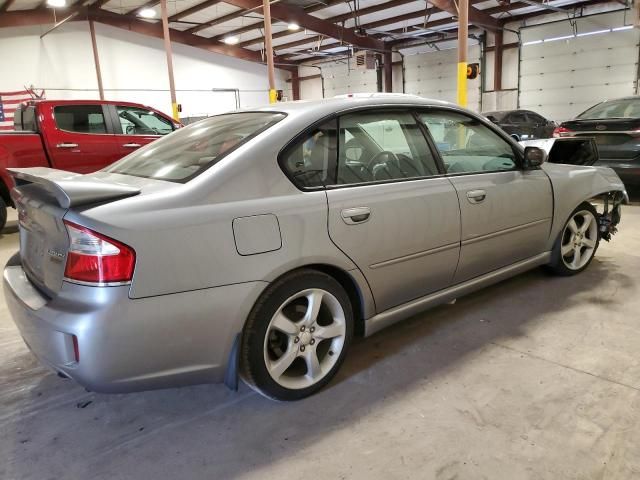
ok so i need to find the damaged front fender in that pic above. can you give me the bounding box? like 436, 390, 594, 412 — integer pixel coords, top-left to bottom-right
542, 162, 627, 250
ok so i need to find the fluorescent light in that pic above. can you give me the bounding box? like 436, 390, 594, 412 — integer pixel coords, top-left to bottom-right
612, 25, 634, 31
522, 39, 543, 46
287, 23, 300, 31
576, 29, 611, 37
224, 36, 239, 45
138, 8, 156, 18
47, 0, 66, 7
544, 34, 574, 43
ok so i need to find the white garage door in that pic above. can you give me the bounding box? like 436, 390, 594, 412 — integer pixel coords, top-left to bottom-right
519, 10, 639, 122
322, 60, 379, 97
403, 45, 482, 112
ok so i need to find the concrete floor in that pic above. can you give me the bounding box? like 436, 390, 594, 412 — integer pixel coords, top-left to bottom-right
1, 205, 640, 480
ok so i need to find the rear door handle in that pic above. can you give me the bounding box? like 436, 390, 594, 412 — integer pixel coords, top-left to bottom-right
123, 143, 142, 148
341, 207, 371, 225
466, 190, 487, 204
56, 143, 78, 148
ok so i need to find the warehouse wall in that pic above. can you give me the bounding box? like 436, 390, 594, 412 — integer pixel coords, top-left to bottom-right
0, 22, 290, 119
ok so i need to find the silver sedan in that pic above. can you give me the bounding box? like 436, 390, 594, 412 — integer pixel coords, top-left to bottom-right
4, 94, 626, 400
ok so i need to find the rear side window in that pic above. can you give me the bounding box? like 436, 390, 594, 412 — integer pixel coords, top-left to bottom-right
280, 120, 337, 189
117, 106, 174, 135
104, 112, 285, 182
54, 105, 107, 134
13, 105, 37, 131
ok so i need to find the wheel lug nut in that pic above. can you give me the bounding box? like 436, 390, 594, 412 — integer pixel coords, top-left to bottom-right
300, 326, 305, 332
310, 339, 315, 345
310, 327, 315, 333
300, 345, 305, 352
294, 337, 300, 343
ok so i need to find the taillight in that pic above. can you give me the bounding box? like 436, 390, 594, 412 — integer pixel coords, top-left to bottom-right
63, 221, 136, 285
553, 126, 573, 138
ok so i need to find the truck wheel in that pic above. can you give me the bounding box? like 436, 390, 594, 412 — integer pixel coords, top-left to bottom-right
0, 198, 7, 233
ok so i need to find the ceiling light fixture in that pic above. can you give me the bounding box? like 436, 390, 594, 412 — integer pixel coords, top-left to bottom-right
47, 0, 66, 7
224, 36, 240, 45
138, 8, 157, 18
288, 23, 300, 31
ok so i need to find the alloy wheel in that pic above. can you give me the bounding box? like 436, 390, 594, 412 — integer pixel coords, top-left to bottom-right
263, 288, 347, 390
561, 209, 598, 270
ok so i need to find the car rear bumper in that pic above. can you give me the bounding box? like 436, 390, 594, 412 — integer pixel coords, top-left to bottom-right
3, 253, 266, 393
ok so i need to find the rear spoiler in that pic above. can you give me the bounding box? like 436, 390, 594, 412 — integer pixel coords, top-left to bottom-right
8, 167, 140, 208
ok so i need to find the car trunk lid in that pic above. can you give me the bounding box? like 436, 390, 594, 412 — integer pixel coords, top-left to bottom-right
9, 167, 143, 296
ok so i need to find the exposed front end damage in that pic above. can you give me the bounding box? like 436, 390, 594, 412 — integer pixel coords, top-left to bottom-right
591, 190, 626, 242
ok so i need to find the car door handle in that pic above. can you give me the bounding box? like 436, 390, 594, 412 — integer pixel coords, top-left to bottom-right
123, 143, 142, 148
341, 207, 371, 225
466, 190, 487, 204
56, 143, 78, 148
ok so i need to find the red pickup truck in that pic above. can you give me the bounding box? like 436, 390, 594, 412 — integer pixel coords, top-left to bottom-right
0, 100, 179, 230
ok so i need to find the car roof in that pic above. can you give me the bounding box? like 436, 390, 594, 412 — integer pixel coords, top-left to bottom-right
248, 93, 455, 115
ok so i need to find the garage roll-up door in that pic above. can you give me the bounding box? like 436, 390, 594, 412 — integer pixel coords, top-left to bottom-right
403, 45, 482, 112
519, 10, 639, 122
322, 60, 379, 97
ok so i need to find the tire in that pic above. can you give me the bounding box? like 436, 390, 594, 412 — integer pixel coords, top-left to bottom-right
241, 269, 354, 401
0, 198, 7, 233
548, 202, 600, 276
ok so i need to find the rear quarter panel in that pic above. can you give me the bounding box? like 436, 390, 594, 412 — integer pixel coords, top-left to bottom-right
542, 162, 625, 249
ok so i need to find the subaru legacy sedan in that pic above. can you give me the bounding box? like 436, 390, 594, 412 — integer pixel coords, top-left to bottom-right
4, 95, 626, 401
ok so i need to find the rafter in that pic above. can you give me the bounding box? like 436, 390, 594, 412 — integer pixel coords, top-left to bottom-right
168, 0, 222, 22
223, 0, 385, 50
228, 0, 418, 47
427, 0, 499, 31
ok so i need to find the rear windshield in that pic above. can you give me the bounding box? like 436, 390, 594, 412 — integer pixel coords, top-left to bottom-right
577, 98, 640, 120
104, 112, 285, 182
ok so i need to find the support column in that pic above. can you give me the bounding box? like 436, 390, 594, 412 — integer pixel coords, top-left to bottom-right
291, 69, 300, 100
494, 29, 503, 91
263, 0, 277, 103
457, 0, 468, 107
383, 50, 393, 93
89, 20, 104, 100
160, 0, 179, 120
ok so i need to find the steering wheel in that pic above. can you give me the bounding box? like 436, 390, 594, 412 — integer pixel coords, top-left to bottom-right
367, 150, 399, 170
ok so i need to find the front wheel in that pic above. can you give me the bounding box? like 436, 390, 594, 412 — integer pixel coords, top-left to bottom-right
548, 202, 600, 276
241, 270, 353, 401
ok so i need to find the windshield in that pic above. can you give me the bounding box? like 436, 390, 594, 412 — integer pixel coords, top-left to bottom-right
577, 98, 640, 120
104, 112, 285, 182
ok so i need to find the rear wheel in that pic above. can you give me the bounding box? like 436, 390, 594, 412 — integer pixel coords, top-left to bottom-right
241, 270, 353, 401
548, 202, 600, 276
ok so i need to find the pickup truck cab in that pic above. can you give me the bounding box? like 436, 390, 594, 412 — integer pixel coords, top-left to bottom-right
0, 100, 178, 230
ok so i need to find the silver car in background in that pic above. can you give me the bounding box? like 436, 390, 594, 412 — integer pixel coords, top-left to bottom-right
4, 94, 626, 401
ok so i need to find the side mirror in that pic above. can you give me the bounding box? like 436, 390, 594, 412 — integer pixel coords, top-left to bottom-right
510, 133, 521, 142
523, 146, 546, 169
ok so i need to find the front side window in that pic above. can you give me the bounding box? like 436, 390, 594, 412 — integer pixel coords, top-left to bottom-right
280, 120, 337, 189
105, 112, 284, 182
507, 112, 528, 124
337, 111, 439, 185
54, 105, 107, 134
117, 106, 174, 135
419, 111, 517, 174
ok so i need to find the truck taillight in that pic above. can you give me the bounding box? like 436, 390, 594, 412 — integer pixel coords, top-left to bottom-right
553, 126, 573, 138
63, 221, 135, 285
